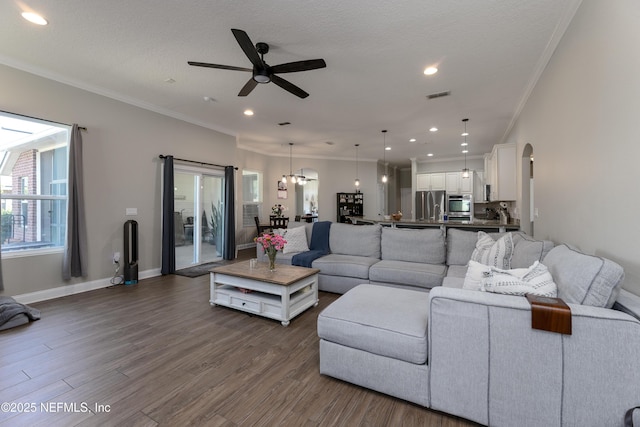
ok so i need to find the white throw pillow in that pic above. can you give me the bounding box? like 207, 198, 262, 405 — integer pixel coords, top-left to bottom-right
482, 261, 557, 297
464, 260, 528, 292
282, 226, 310, 254
463, 260, 491, 291
471, 231, 514, 269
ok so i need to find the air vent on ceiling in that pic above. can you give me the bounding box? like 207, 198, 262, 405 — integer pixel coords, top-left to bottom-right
426, 90, 451, 100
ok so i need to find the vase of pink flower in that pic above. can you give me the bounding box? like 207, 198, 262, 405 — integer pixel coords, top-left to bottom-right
255, 233, 287, 271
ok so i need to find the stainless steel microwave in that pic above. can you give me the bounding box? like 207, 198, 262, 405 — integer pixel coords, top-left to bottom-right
447, 194, 473, 220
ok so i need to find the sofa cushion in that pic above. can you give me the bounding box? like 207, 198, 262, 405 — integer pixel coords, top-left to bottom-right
317, 284, 429, 365
312, 254, 378, 279
511, 233, 555, 268
381, 227, 446, 264
446, 229, 504, 266
471, 231, 514, 269
281, 226, 310, 254
369, 260, 446, 289
542, 244, 624, 308
329, 223, 382, 258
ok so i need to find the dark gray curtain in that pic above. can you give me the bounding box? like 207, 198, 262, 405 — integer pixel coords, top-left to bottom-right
223, 166, 235, 260
62, 124, 88, 280
161, 156, 175, 274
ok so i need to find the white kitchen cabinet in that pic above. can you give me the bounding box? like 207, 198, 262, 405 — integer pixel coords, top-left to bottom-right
460, 172, 473, 193
445, 171, 473, 194
417, 172, 445, 190
445, 172, 460, 193
430, 173, 445, 190
485, 143, 516, 201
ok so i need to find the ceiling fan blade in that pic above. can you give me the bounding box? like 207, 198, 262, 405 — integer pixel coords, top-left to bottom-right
271, 59, 327, 74
188, 61, 252, 72
231, 28, 264, 68
238, 78, 258, 96
271, 75, 309, 99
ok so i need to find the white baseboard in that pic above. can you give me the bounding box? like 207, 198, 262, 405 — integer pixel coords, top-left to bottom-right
237, 242, 256, 250
13, 268, 162, 304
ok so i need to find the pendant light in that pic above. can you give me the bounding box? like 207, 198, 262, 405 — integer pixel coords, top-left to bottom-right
354, 144, 360, 190
381, 130, 388, 183
288, 143, 297, 183
298, 168, 307, 185
461, 119, 470, 178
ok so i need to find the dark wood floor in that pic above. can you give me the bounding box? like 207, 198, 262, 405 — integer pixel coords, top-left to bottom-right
0, 251, 477, 426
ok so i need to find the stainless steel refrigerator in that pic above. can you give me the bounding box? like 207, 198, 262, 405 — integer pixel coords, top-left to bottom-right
415, 190, 446, 221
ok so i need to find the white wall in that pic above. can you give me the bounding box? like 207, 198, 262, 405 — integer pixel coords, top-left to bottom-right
0, 64, 236, 297
506, 0, 640, 294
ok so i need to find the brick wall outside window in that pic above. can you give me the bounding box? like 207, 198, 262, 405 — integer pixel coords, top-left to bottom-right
10, 150, 37, 243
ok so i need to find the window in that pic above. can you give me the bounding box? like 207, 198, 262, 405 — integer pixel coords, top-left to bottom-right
0, 112, 69, 255
242, 170, 262, 227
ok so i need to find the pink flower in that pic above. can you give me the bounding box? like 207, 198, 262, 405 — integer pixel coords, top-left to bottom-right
255, 233, 287, 252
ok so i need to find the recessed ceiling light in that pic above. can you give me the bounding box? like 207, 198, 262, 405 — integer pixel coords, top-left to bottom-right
462, 149, 469, 154
429, 127, 438, 132
427, 153, 434, 157
21, 12, 48, 26
423, 66, 438, 76
461, 142, 468, 146
243, 109, 254, 116
409, 138, 416, 142
385, 146, 391, 151
461, 132, 469, 136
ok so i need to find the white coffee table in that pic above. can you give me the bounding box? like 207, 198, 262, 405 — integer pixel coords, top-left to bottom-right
210, 260, 320, 326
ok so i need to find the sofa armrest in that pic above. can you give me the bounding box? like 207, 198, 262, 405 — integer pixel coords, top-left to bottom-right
427, 286, 640, 427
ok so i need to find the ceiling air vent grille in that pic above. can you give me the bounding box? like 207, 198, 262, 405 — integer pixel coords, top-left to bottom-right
426, 90, 451, 100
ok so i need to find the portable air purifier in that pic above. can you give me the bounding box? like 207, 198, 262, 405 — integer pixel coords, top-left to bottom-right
124, 220, 138, 285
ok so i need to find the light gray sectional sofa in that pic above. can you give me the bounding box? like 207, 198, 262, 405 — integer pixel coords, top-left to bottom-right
256, 222, 555, 294
312, 224, 640, 426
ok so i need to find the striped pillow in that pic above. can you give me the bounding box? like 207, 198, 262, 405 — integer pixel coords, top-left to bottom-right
482, 261, 557, 297
470, 231, 514, 269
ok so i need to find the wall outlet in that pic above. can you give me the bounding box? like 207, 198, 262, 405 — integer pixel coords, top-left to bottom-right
113, 252, 120, 264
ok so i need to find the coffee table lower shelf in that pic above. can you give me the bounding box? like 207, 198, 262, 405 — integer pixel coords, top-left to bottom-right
210, 266, 319, 326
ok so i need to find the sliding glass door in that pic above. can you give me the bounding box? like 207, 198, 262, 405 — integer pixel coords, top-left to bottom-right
174, 167, 225, 269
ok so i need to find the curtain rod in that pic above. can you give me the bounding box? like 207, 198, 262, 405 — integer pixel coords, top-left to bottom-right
0, 110, 86, 131
158, 154, 237, 170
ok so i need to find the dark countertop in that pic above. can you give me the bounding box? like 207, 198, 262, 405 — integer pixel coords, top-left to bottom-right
351, 217, 520, 230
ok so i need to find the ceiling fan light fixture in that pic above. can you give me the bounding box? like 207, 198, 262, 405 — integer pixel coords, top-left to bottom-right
253, 69, 271, 83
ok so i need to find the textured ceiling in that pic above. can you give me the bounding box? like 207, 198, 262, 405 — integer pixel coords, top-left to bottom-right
0, 0, 581, 166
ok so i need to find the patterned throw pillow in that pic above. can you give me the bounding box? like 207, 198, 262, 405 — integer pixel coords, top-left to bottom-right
482, 261, 557, 297
463, 260, 528, 292
470, 231, 514, 269
282, 226, 310, 254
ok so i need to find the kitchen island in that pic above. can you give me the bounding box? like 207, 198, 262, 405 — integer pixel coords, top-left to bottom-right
349, 217, 519, 233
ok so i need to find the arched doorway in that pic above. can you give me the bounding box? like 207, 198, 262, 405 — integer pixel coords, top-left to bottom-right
521, 144, 534, 235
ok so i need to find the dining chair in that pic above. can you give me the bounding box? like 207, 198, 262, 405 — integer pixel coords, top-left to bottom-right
254, 216, 271, 236
270, 217, 289, 229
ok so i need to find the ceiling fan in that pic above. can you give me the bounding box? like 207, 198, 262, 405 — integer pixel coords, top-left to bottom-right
188, 29, 327, 99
